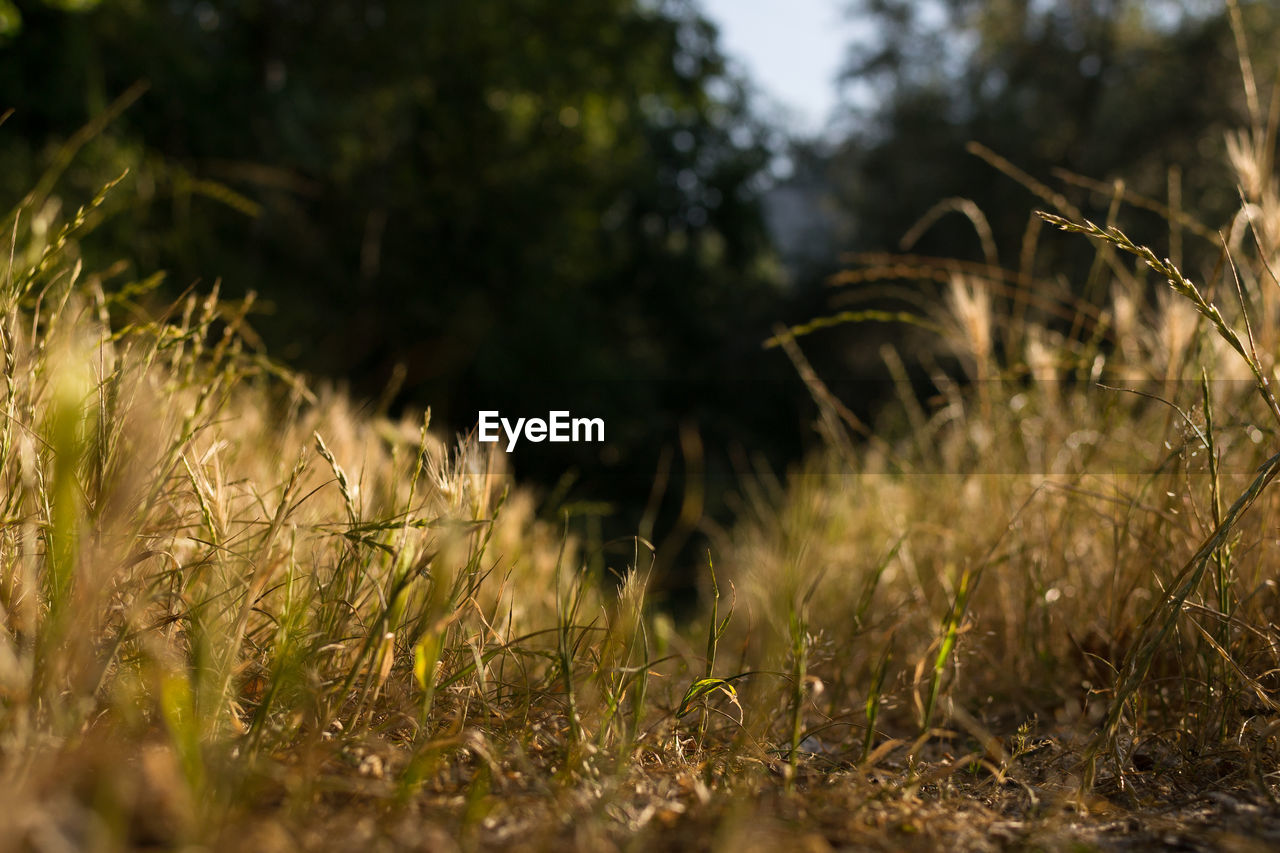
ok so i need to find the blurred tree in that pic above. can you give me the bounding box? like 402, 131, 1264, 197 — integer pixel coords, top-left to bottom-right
760, 0, 1280, 413
0, 0, 811, 543
0, 0, 98, 39
828, 0, 1276, 281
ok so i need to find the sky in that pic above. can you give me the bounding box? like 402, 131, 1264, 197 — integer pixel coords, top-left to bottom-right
697, 0, 853, 137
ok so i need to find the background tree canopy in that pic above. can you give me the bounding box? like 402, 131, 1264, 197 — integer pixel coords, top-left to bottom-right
0, 0, 813, 592
825, 0, 1279, 268
774, 0, 1278, 411
2, 0, 1276, 592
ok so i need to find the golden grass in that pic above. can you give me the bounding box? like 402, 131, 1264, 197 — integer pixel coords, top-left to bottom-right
4, 11, 1280, 850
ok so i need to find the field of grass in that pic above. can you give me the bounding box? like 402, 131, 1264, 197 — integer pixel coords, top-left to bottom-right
5, 24, 1280, 853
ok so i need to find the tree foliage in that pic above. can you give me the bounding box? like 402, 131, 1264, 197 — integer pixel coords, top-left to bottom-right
0, 0, 803, 539
829, 0, 1276, 273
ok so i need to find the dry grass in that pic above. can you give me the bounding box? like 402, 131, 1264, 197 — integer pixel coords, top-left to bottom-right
5, 13, 1280, 852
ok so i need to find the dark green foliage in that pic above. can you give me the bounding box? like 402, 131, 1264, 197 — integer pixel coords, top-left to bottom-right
763, 0, 1280, 441
827, 0, 1276, 274
0, 0, 807, 565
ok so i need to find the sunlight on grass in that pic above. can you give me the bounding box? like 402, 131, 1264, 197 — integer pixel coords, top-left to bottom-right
4, 8, 1280, 850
